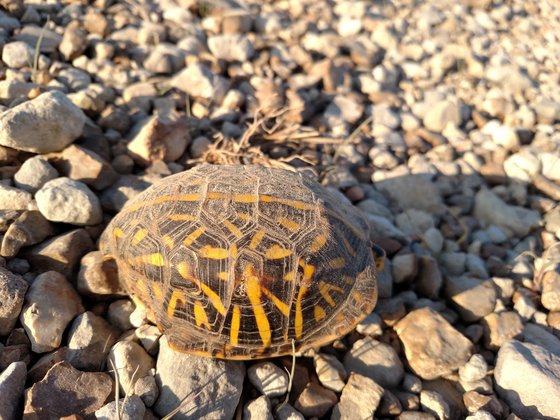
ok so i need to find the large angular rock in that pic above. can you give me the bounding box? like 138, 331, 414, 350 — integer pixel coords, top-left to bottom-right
0, 268, 28, 336
0, 362, 27, 420
0, 91, 86, 153
495, 340, 560, 419
154, 336, 245, 419
394, 307, 472, 380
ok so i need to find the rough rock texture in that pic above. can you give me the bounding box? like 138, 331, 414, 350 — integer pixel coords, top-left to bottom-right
0, 267, 28, 336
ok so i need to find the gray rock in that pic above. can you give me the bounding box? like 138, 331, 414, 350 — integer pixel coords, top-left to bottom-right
134, 374, 159, 408
445, 276, 497, 322
100, 175, 153, 212
67, 311, 119, 371
376, 175, 445, 214
482, 311, 524, 351
344, 336, 404, 388
0, 267, 28, 336
23, 362, 112, 418
276, 403, 305, 420
422, 227, 444, 254
356, 311, 383, 336
495, 340, 560, 419
14, 26, 62, 53
135, 324, 161, 356
248, 361, 289, 397
36, 177, 102, 225
402, 373, 422, 393
416, 256, 443, 299
208, 34, 254, 61
314, 353, 347, 392
243, 396, 273, 420
503, 149, 541, 182
0, 91, 86, 153
458, 354, 488, 383
420, 390, 450, 420
1, 210, 56, 257
331, 372, 384, 420
154, 336, 245, 419
1, 41, 34, 68
522, 323, 560, 356
0, 184, 32, 211
77, 251, 126, 297
392, 253, 418, 284
107, 299, 135, 331
0, 362, 27, 420
25, 228, 94, 276
173, 63, 228, 101
294, 382, 338, 418
108, 341, 155, 396
19, 271, 84, 353
394, 307, 472, 380
14, 156, 59, 193
95, 395, 146, 420
474, 188, 540, 237
423, 99, 462, 132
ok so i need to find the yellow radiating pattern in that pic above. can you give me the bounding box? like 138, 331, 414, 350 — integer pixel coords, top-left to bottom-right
124, 193, 202, 213
245, 268, 272, 346
177, 262, 226, 316
199, 245, 231, 259
295, 285, 308, 339
183, 226, 206, 246
276, 216, 301, 231
265, 244, 292, 259
167, 290, 185, 318
328, 257, 346, 269
233, 193, 258, 203
207, 192, 225, 199
223, 220, 243, 239
314, 305, 326, 321
230, 305, 241, 345
249, 230, 265, 249
194, 301, 211, 329
310, 234, 328, 252
134, 253, 165, 266
162, 235, 175, 249
113, 227, 125, 239
169, 214, 196, 222
152, 282, 163, 299
318, 281, 344, 307
131, 229, 147, 245
261, 286, 290, 316
260, 195, 315, 210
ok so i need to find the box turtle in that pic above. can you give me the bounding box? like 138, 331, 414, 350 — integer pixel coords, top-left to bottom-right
101, 165, 382, 359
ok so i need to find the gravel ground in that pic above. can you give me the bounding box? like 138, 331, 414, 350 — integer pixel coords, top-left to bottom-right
0, 0, 559, 419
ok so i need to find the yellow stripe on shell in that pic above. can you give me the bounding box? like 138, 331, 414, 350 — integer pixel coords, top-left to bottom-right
207, 192, 225, 199
162, 235, 175, 249
131, 229, 147, 245
113, 227, 125, 239
233, 193, 258, 203
193, 301, 211, 329
314, 305, 326, 321
328, 257, 346, 269
123, 194, 202, 213
249, 230, 265, 250
309, 234, 328, 253
260, 195, 315, 210
276, 216, 301, 231
132, 253, 165, 266
152, 282, 163, 299
318, 280, 344, 307
198, 245, 236, 259
169, 214, 196, 222
167, 290, 185, 318
176, 262, 227, 316
230, 305, 241, 345
223, 220, 243, 239
260, 286, 290, 316
265, 244, 292, 260
245, 267, 272, 347
183, 226, 206, 247
295, 285, 308, 339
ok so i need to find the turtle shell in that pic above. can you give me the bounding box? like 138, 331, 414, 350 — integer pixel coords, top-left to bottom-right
101, 165, 379, 359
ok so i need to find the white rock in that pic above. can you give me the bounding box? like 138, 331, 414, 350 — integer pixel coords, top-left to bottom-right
1, 41, 34, 69
248, 361, 289, 397
208, 34, 254, 61
0, 184, 32, 211
36, 177, 102, 225
14, 156, 59, 193
503, 150, 541, 182
0, 91, 86, 153
108, 341, 154, 396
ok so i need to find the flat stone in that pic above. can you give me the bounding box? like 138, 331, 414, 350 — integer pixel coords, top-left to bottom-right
51, 145, 118, 190
376, 175, 445, 214
77, 251, 126, 297
14, 156, 59, 193
25, 228, 94, 277
0, 91, 86, 153
394, 307, 472, 380
127, 110, 190, 167
0, 267, 28, 336
0, 184, 32, 211
36, 177, 102, 226
95, 395, 146, 420
208, 34, 254, 61
1, 210, 56, 257
247, 361, 289, 397
495, 340, 560, 419
331, 372, 384, 420
67, 311, 119, 371
294, 382, 338, 418
343, 336, 404, 388
445, 276, 497, 322
481, 311, 523, 351
243, 395, 273, 420
0, 362, 27, 420
473, 189, 540, 237
154, 336, 245, 419
23, 362, 112, 419
108, 341, 155, 396
314, 353, 347, 392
